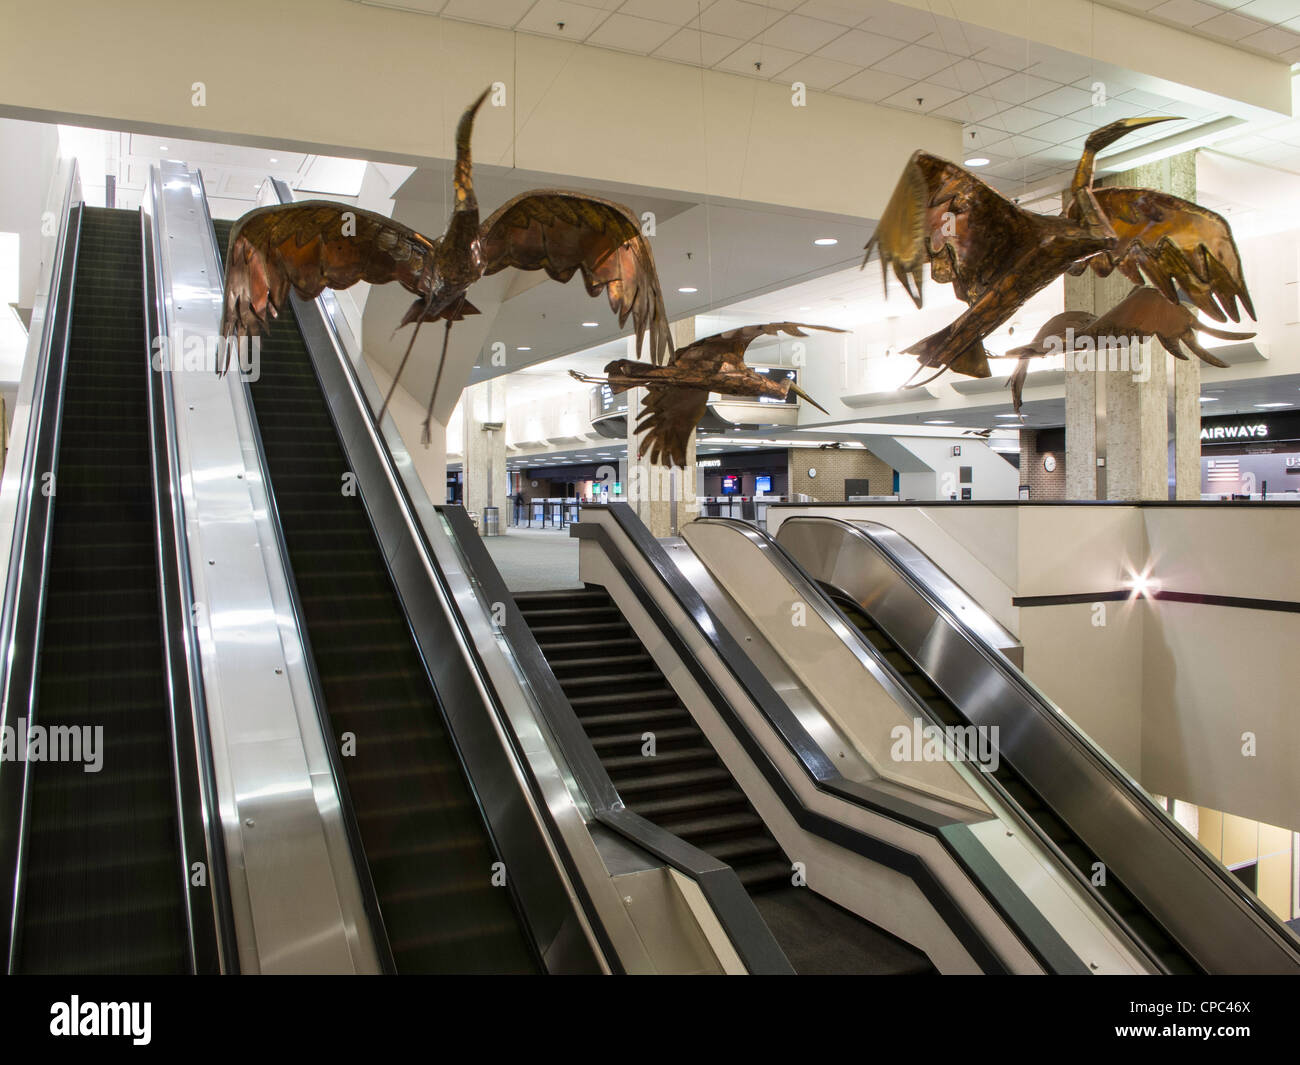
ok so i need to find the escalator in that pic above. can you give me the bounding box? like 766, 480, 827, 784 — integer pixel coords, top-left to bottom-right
11, 207, 190, 973
770, 514, 1300, 974
212, 219, 536, 974
818, 582, 1193, 974
514, 586, 933, 974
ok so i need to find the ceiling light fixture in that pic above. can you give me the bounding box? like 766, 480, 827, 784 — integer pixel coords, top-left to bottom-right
1198, 396, 1218, 403
925, 419, 954, 425
813, 237, 838, 246
159, 145, 169, 152
581, 321, 598, 327
678, 286, 698, 294
517, 346, 531, 351
964, 156, 990, 167
1255, 402, 1290, 409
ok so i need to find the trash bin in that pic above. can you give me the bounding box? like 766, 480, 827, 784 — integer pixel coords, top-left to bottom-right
481, 506, 500, 537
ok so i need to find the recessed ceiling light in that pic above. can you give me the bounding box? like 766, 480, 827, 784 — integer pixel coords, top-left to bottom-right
517, 346, 531, 351
269, 157, 279, 163
995, 413, 1021, 419
964, 157, 990, 167
582, 321, 598, 327
678, 286, 698, 294
1198, 396, 1218, 403
925, 419, 954, 424
159, 145, 169, 152
813, 237, 838, 246
1255, 402, 1290, 409
799, 305, 811, 311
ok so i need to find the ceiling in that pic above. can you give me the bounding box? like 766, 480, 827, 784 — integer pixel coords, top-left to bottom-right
356, 0, 1277, 191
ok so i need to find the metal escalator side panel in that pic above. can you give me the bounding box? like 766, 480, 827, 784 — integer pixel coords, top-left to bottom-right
142, 177, 236, 974
776, 514, 1300, 974
159, 165, 382, 974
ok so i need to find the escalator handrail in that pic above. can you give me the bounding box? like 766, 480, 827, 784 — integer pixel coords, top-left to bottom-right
0, 175, 82, 970
141, 179, 238, 973
439, 503, 795, 975
780, 514, 1300, 972
693, 516, 1169, 972
578, 504, 1082, 974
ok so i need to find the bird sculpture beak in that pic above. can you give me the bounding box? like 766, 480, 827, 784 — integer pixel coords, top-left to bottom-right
790, 383, 829, 415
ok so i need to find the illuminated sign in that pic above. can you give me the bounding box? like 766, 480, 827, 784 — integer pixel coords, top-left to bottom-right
1200, 423, 1267, 441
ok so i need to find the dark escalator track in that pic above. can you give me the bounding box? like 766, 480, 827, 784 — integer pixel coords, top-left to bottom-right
514, 586, 932, 974
212, 220, 535, 973
15, 207, 189, 973
817, 582, 1196, 975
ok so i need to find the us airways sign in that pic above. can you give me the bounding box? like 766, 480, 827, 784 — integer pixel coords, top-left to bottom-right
1201, 422, 1268, 441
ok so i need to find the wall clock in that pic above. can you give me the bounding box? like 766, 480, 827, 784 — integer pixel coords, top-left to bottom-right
807, 467, 818, 479
1043, 455, 1056, 473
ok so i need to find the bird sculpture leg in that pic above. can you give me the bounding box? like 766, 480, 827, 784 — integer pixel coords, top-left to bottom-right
379, 291, 436, 423
421, 306, 460, 446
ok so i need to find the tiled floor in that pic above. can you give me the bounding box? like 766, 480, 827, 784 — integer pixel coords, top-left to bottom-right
482, 524, 583, 593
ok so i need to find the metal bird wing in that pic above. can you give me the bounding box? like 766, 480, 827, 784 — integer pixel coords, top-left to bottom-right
220, 202, 438, 348
863, 151, 1041, 309
1068, 187, 1254, 323
1077, 285, 1253, 366
632, 322, 843, 468
479, 190, 673, 364
634, 388, 710, 469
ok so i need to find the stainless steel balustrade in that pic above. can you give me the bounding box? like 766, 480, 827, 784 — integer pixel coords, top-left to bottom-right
149, 162, 381, 973
775, 514, 1300, 974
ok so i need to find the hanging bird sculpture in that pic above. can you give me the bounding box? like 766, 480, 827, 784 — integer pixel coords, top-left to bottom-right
863, 116, 1255, 392
219, 88, 673, 442
571, 322, 841, 468
1000, 285, 1255, 413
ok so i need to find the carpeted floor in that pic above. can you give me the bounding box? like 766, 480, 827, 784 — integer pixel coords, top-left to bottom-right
482, 525, 583, 593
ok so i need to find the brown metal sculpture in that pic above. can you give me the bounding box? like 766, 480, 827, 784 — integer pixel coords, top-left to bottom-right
571, 322, 840, 468
219, 88, 673, 442
1001, 285, 1255, 413
863, 116, 1255, 393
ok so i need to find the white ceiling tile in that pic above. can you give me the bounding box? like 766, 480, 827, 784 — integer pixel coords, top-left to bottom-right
990, 105, 1061, 134
778, 54, 863, 90
1022, 54, 1096, 85
441, 0, 533, 27
815, 28, 905, 65
763, 11, 844, 51
1149, 0, 1222, 24
1239, 24, 1300, 52
714, 39, 805, 76
929, 58, 1014, 92
858, 4, 944, 43
654, 27, 743, 65
1002, 134, 1055, 157
1029, 84, 1096, 116
880, 81, 965, 114
1236, 0, 1300, 23
985, 71, 1060, 103
1023, 115, 1096, 144
586, 12, 679, 53
972, 42, 1035, 69
619, 0, 710, 25
516, 0, 611, 39
870, 43, 954, 80
930, 93, 1001, 124
1119, 87, 1182, 109
692, 0, 784, 38
1197, 10, 1271, 37
792, 0, 867, 27
829, 66, 914, 101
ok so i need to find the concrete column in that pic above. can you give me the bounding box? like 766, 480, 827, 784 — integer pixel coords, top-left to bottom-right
1063, 151, 1199, 501
1173, 355, 1202, 499
626, 318, 697, 537
462, 377, 506, 522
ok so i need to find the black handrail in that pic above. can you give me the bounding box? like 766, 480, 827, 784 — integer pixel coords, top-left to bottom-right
439, 503, 794, 974
141, 193, 237, 973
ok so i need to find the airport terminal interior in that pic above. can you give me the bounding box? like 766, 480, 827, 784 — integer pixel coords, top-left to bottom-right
0, 0, 1299, 977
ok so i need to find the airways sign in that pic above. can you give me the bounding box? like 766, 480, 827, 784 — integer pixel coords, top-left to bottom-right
1201, 423, 1267, 441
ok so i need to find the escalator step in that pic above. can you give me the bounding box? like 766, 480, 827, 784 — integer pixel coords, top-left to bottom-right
600, 746, 716, 773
